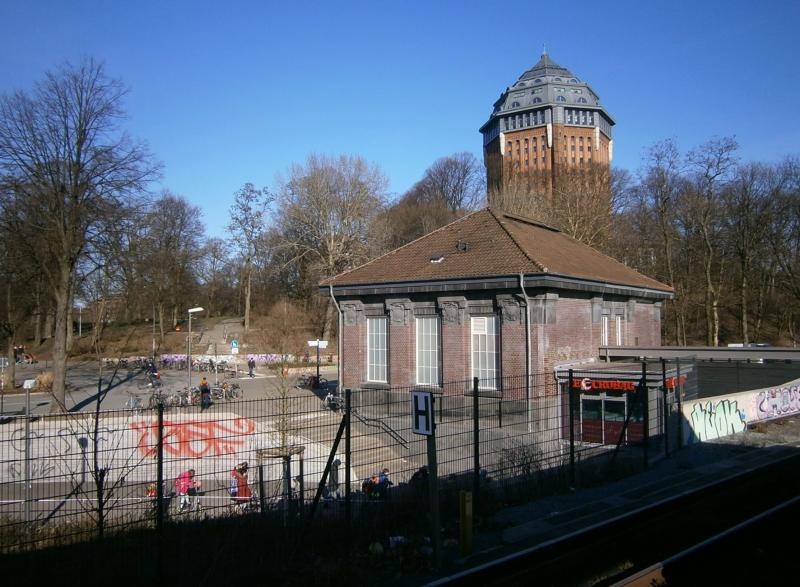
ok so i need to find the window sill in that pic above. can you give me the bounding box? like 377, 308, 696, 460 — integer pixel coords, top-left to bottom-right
361, 381, 391, 390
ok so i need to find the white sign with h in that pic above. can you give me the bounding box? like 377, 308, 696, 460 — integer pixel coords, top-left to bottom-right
411, 390, 434, 436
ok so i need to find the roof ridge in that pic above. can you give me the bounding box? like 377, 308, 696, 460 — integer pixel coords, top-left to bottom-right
321, 208, 486, 286
487, 208, 548, 273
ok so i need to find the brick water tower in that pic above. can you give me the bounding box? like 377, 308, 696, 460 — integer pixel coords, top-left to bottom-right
480, 51, 615, 202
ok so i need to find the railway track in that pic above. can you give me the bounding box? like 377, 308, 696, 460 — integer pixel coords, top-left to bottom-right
428, 450, 800, 586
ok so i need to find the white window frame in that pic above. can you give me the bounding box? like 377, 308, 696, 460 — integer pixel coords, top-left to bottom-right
415, 317, 440, 386
615, 316, 623, 347
366, 317, 388, 383
471, 316, 499, 389
601, 315, 609, 346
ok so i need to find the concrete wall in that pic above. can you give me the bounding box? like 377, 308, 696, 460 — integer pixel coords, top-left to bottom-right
682, 377, 800, 444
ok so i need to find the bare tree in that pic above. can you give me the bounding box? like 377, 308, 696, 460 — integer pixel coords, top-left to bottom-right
276, 154, 387, 339
0, 58, 159, 410
685, 137, 739, 346
228, 183, 270, 332
141, 191, 203, 342
638, 139, 685, 344
415, 152, 484, 213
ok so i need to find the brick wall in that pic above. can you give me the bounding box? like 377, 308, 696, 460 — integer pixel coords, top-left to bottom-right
338, 292, 663, 391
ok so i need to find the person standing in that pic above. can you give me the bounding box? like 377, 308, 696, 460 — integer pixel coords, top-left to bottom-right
247, 357, 256, 378
232, 462, 252, 511
326, 458, 342, 500
199, 376, 211, 410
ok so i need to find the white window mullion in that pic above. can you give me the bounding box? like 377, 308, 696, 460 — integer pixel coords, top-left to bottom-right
416, 317, 440, 386
366, 317, 387, 382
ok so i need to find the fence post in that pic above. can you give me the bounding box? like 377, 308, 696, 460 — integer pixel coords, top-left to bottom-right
661, 358, 669, 457
472, 377, 480, 514
156, 402, 164, 531
568, 369, 575, 487
427, 394, 442, 567
641, 361, 649, 470
345, 388, 352, 560
676, 359, 684, 450
258, 463, 266, 518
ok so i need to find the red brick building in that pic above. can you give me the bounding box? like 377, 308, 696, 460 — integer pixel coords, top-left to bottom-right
321, 209, 672, 395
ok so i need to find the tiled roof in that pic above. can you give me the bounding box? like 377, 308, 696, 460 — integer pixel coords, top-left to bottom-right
322, 208, 672, 293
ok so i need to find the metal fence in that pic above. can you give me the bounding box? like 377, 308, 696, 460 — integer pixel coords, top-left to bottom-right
0, 359, 692, 554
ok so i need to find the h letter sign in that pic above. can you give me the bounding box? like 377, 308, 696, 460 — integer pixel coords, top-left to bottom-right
411, 390, 434, 436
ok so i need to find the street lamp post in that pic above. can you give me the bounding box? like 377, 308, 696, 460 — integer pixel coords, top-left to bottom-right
187, 307, 204, 389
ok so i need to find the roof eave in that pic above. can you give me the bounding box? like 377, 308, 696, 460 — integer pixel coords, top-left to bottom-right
321, 273, 674, 301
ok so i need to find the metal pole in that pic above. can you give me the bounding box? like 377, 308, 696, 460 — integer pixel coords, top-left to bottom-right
24, 383, 31, 525
676, 359, 684, 450
188, 312, 192, 389
258, 463, 266, 518
152, 304, 156, 361
345, 388, 352, 557
472, 377, 480, 513
642, 361, 649, 470
568, 368, 575, 487
661, 358, 669, 458
316, 340, 320, 384
156, 402, 164, 531
214, 343, 218, 386
298, 455, 304, 521
427, 399, 442, 567
78, 306, 82, 337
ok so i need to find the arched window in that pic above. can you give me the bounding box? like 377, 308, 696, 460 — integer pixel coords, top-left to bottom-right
570, 78, 578, 83
554, 77, 562, 81
532, 97, 542, 104
556, 96, 566, 102
511, 101, 520, 108
578, 97, 587, 104
534, 78, 542, 83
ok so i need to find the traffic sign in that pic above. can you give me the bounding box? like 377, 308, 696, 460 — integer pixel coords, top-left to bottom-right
411, 390, 434, 435
231, 339, 239, 349
307, 340, 329, 348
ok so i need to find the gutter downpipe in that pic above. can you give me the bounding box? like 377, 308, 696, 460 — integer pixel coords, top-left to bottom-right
329, 285, 342, 392
519, 273, 532, 434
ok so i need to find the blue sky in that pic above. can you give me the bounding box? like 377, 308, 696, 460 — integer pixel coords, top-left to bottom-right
2, 0, 798, 237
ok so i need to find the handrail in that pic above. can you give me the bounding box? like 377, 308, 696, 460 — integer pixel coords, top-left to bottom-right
351, 408, 409, 450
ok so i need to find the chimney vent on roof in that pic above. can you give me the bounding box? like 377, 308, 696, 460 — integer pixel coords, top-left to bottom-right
430, 255, 445, 263
456, 240, 470, 252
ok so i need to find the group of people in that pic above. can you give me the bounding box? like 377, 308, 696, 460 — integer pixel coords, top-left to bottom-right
361, 468, 392, 499
12, 345, 34, 364
172, 461, 253, 513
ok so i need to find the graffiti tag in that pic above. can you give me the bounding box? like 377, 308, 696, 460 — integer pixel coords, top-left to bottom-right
690, 400, 747, 442
756, 386, 800, 419
131, 417, 256, 458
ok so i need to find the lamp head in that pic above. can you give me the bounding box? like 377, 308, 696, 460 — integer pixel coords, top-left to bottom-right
188, 307, 204, 314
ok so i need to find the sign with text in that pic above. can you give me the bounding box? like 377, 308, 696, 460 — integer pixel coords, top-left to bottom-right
411, 390, 434, 436
307, 340, 329, 348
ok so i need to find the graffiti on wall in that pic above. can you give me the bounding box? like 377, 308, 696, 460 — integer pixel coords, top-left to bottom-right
689, 399, 747, 442
755, 386, 800, 419
130, 417, 256, 458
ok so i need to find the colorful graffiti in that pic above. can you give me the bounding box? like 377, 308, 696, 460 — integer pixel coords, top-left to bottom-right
689, 399, 747, 442
755, 386, 800, 419
131, 417, 256, 458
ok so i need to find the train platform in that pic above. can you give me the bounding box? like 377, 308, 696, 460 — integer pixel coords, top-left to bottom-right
465, 416, 800, 566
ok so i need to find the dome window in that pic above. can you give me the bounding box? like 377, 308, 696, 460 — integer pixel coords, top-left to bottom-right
556, 96, 566, 102
534, 78, 542, 83
554, 77, 562, 81
532, 97, 542, 104
570, 78, 578, 83
511, 101, 521, 108
578, 97, 587, 104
